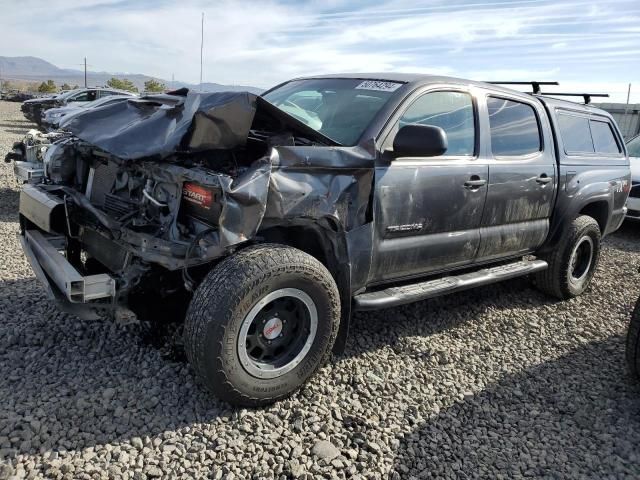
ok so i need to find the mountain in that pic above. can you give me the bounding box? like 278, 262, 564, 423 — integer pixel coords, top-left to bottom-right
0, 56, 75, 77
0, 55, 263, 94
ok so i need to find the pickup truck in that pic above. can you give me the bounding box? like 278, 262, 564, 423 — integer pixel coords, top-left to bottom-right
16, 74, 630, 406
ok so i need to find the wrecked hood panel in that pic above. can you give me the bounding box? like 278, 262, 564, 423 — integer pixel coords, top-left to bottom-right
64, 91, 258, 161
64, 91, 339, 162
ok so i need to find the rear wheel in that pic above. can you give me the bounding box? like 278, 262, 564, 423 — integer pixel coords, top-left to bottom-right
534, 215, 601, 299
184, 244, 340, 406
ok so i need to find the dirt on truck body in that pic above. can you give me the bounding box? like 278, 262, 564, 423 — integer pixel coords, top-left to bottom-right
18, 75, 630, 406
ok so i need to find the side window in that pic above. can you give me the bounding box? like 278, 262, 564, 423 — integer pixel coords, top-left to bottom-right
590, 120, 620, 154
68, 92, 89, 102
399, 91, 475, 156
557, 113, 594, 153
87, 90, 98, 101
628, 136, 640, 157
487, 97, 541, 156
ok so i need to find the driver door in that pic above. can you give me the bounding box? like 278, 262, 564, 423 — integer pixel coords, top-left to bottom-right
368, 88, 489, 284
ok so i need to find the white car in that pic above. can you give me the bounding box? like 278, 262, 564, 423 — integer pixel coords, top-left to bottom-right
626, 135, 640, 220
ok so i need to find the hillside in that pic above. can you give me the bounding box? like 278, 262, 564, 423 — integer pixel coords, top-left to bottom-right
0, 55, 262, 94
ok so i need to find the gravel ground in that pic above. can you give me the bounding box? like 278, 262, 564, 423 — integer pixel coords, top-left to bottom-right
1, 98, 640, 479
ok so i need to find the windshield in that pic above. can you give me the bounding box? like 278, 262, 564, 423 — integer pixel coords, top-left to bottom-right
262, 78, 403, 145
628, 135, 640, 157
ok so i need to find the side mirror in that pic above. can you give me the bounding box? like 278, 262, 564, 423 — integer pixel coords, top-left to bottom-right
392, 124, 448, 158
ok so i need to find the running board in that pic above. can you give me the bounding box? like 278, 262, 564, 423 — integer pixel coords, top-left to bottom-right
354, 259, 548, 311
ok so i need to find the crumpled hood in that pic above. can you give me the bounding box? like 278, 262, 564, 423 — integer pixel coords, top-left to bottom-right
63, 89, 339, 161
64, 91, 259, 161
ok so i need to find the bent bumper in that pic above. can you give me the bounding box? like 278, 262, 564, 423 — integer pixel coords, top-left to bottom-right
21, 229, 116, 303
19, 232, 115, 320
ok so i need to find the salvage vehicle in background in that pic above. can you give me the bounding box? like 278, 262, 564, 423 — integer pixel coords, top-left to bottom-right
4, 129, 67, 183
42, 94, 135, 131
625, 134, 640, 220
21, 87, 133, 126
16, 74, 629, 406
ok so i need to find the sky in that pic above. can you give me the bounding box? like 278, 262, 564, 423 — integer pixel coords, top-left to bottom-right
1, 0, 639, 101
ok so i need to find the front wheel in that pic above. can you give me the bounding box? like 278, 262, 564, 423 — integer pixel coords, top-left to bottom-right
534, 215, 601, 299
184, 244, 340, 407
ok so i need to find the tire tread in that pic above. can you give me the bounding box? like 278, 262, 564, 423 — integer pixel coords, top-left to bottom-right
534, 215, 601, 299
183, 244, 340, 406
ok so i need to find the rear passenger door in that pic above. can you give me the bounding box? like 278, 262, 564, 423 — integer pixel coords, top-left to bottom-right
476, 93, 557, 262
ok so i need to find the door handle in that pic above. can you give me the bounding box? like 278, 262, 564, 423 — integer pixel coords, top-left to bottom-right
536, 174, 552, 184
464, 178, 487, 188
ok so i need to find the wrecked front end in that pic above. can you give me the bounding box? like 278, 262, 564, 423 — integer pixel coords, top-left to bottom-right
19, 92, 272, 319
18, 90, 373, 321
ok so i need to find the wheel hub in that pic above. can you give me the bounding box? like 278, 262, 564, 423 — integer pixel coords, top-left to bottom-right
263, 317, 283, 340
569, 235, 594, 284
237, 288, 318, 379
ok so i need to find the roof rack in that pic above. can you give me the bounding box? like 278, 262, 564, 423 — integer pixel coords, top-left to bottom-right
486, 81, 559, 94
536, 92, 609, 105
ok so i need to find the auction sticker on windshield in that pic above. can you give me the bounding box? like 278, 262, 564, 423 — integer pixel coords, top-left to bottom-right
355, 80, 403, 92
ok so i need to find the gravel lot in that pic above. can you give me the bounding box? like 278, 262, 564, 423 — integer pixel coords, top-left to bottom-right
1, 99, 640, 479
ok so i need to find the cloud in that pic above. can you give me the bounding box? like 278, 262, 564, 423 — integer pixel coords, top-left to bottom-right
0, 0, 638, 101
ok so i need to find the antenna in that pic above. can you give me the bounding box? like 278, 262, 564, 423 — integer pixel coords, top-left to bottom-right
200, 12, 204, 92
486, 81, 559, 94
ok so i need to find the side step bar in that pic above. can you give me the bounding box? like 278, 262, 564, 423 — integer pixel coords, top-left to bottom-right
22, 230, 116, 303
354, 259, 548, 311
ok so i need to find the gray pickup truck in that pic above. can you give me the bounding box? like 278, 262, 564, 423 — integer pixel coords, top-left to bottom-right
16, 74, 630, 406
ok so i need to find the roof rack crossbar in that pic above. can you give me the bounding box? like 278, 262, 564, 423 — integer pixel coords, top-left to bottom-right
538, 92, 609, 104
486, 81, 559, 94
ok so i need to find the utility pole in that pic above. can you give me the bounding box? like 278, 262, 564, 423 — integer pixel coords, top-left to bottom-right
625, 83, 632, 114
84, 57, 87, 88
200, 12, 204, 91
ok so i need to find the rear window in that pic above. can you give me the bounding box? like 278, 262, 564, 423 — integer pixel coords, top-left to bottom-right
487, 97, 541, 156
590, 120, 620, 154
557, 112, 621, 155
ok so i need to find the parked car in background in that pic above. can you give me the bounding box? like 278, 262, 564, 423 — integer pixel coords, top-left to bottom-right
42, 94, 136, 131
16, 74, 629, 406
2, 90, 37, 102
21, 87, 134, 126
626, 134, 640, 220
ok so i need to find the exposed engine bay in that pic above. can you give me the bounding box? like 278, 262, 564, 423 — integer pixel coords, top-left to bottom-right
19, 89, 373, 317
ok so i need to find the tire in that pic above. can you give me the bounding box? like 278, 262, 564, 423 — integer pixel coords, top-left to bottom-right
627, 298, 640, 381
183, 244, 340, 407
534, 215, 601, 299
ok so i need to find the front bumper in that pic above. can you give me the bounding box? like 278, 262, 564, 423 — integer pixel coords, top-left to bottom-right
19, 184, 117, 311
19, 232, 113, 320
21, 229, 116, 303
